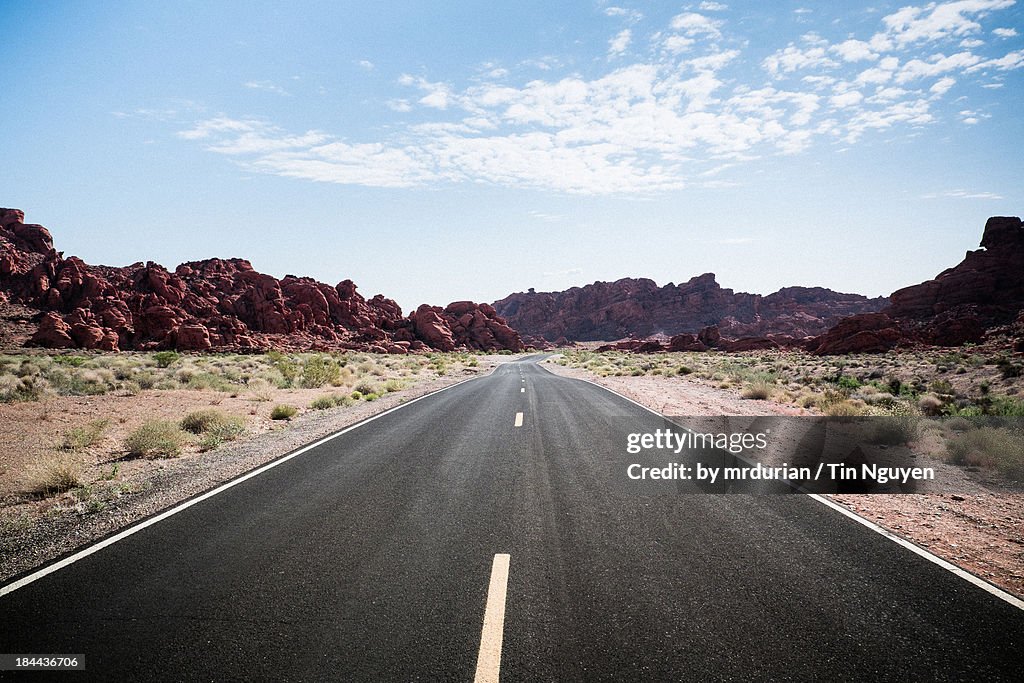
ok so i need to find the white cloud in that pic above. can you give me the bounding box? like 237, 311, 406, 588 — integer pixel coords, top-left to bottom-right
895, 51, 982, 82
670, 12, 723, 38
855, 61, 897, 85
829, 90, 865, 108
967, 48, 1024, 70
609, 29, 632, 57
930, 76, 957, 94
662, 35, 695, 54
243, 80, 290, 96
177, 2, 1018, 195
831, 39, 878, 62
876, 0, 1015, 49
801, 31, 830, 47
763, 45, 837, 76
699, 1, 729, 10
993, 27, 1018, 37
922, 189, 1003, 199
357, 60, 375, 70
870, 86, 911, 101
686, 49, 740, 72
604, 6, 643, 21
527, 210, 566, 222
178, 117, 264, 140
400, 74, 455, 109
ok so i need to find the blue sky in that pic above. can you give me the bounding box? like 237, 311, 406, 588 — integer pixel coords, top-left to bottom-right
2, 1, 1022, 312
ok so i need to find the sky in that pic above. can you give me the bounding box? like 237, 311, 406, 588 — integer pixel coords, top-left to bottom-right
2, 0, 1022, 312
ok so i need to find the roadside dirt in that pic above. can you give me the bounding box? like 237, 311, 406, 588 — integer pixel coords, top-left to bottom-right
544, 359, 1024, 600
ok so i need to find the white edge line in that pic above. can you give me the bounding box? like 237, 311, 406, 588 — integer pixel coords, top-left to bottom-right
544, 365, 1024, 612
474, 553, 511, 683
808, 493, 1024, 610
0, 370, 492, 598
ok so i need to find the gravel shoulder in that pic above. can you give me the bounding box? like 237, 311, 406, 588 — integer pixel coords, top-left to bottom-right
544, 358, 1024, 600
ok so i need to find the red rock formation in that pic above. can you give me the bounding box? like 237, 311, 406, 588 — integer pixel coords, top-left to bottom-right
718, 337, 780, 352
807, 313, 903, 354
668, 333, 707, 352
810, 217, 1024, 354
1, 209, 523, 353
493, 274, 885, 342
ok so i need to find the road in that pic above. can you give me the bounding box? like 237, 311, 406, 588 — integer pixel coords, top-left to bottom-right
2, 356, 1023, 681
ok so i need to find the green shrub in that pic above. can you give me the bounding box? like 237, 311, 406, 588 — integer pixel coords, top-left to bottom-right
363, 393, 379, 402
125, 420, 188, 458
383, 379, 403, 393
52, 355, 87, 367
986, 396, 1024, 417
270, 404, 298, 420
266, 351, 300, 387
676, 366, 693, 376
309, 396, 336, 410
60, 419, 110, 451
197, 417, 245, 451
835, 375, 862, 390
301, 355, 340, 388
153, 351, 180, 368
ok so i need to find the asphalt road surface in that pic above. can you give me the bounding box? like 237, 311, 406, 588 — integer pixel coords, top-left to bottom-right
2, 356, 1022, 681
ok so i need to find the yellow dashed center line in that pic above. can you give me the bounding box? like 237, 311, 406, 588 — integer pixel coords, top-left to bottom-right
474, 553, 511, 683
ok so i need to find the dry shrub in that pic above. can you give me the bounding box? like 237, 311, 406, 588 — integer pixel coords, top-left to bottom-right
947, 427, 1024, 480
247, 378, 274, 402
24, 454, 81, 496
741, 380, 773, 400
918, 394, 944, 416
60, 419, 110, 451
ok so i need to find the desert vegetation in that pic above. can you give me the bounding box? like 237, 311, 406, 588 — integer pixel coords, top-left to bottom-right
556, 348, 1024, 482
0, 349, 487, 515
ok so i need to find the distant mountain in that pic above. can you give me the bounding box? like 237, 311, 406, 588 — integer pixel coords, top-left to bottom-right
0, 208, 522, 353
492, 273, 887, 343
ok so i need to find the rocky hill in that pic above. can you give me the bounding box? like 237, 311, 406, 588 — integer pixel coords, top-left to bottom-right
810, 216, 1024, 354
492, 274, 886, 343
0, 208, 522, 353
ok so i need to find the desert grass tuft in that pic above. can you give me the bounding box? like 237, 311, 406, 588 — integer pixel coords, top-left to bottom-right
947, 427, 1024, 480
124, 420, 189, 458
24, 454, 82, 496
60, 419, 110, 451
270, 404, 298, 420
